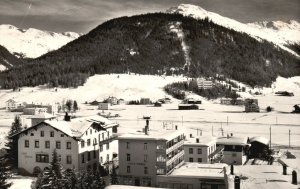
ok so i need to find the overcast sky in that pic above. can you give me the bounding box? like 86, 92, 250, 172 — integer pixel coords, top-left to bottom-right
0, 0, 299, 33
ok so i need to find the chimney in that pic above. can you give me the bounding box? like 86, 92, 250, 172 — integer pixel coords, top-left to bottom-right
234, 176, 240, 189
196, 138, 199, 143
231, 133, 233, 137
190, 134, 193, 138
144, 126, 148, 135
283, 164, 287, 175
231, 164, 234, 175
64, 112, 70, 121
292, 170, 297, 185
227, 134, 230, 139
175, 125, 178, 130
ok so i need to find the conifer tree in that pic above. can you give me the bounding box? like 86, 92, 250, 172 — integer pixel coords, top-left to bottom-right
0, 156, 11, 189
64, 168, 78, 189
5, 115, 23, 167
73, 101, 79, 112
92, 171, 106, 189
65, 100, 73, 112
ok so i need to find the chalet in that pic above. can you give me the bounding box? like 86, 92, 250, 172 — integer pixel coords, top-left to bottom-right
183, 98, 202, 104
248, 136, 270, 159
217, 136, 249, 165
13, 115, 119, 175
98, 103, 109, 110
154, 102, 162, 107
293, 104, 300, 113
89, 100, 100, 106
106, 96, 118, 105
118, 99, 125, 105
196, 78, 213, 89
244, 98, 259, 112
6, 99, 25, 111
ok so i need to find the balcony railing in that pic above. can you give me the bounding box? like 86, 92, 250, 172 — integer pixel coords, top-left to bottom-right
166, 140, 184, 154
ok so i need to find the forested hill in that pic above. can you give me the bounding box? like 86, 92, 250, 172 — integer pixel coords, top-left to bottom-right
0, 45, 22, 71
0, 13, 299, 88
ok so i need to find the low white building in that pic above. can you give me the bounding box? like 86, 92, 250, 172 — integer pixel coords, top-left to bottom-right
14, 115, 119, 175
196, 78, 213, 89
99, 103, 109, 110
118, 123, 185, 187
157, 163, 227, 189
184, 136, 218, 163
23, 107, 48, 115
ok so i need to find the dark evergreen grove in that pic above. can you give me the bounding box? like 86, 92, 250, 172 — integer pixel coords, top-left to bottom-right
0, 156, 11, 189
0, 45, 22, 69
0, 13, 299, 89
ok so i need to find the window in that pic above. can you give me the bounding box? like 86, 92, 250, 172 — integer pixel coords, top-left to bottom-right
100, 145, 103, 152
30, 133, 34, 136
93, 151, 97, 159
189, 148, 193, 154
25, 140, 29, 148
198, 148, 202, 154
66, 155, 72, 164
144, 154, 148, 162
35, 140, 39, 148
106, 143, 109, 150
88, 152, 91, 161
126, 154, 131, 161
93, 138, 97, 145
56, 141, 61, 149
90, 129, 92, 134
81, 154, 85, 163
45, 141, 50, 149
50, 131, 54, 137
157, 169, 165, 175
81, 140, 85, 148
107, 131, 110, 138
102, 133, 104, 140
36, 154, 49, 163
87, 139, 91, 146
144, 167, 148, 174
40, 131, 44, 137
126, 142, 130, 149
58, 154, 61, 162
144, 143, 147, 150
107, 154, 109, 161
127, 166, 131, 173
66, 142, 71, 149
86, 131, 88, 136
198, 158, 202, 163
100, 157, 103, 163
61, 134, 64, 137
189, 158, 193, 162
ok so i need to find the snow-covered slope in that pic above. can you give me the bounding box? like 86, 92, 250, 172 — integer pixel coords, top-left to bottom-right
247, 20, 300, 45
167, 4, 300, 55
0, 24, 80, 58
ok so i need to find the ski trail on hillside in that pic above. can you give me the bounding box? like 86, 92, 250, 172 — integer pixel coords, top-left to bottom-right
169, 22, 191, 72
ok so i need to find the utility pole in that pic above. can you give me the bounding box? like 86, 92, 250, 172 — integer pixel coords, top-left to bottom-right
289, 129, 291, 148
269, 126, 272, 150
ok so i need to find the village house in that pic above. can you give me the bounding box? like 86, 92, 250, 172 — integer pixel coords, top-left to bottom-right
140, 98, 151, 105
248, 136, 270, 159
98, 102, 109, 110
106, 96, 118, 105
244, 98, 260, 112
184, 136, 218, 163
23, 107, 48, 115
5, 99, 25, 111
217, 136, 249, 165
118, 121, 185, 187
196, 78, 213, 89
13, 115, 119, 175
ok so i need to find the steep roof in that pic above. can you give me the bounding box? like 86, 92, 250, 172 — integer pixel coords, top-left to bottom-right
249, 136, 270, 145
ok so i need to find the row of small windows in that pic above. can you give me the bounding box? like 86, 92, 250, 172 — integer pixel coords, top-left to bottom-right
126, 154, 148, 162
189, 157, 202, 162
126, 165, 148, 174
25, 140, 71, 149
80, 133, 111, 148
30, 131, 64, 138
36, 154, 72, 164
126, 142, 148, 150
189, 148, 202, 154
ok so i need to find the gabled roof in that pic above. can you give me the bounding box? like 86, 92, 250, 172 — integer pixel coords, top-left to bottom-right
13, 115, 118, 139
249, 136, 270, 145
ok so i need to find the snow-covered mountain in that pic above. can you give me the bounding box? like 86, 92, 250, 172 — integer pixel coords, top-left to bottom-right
247, 20, 300, 45
0, 24, 80, 58
167, 4, 300, 56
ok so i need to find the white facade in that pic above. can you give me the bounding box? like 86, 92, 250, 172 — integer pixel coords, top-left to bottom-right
23, 107, 47, 115
184, 137, 217, 163
16, 115, 119, 175
196, 78, 213, 89
6, 99, 24, 111
118, 127, 185, 187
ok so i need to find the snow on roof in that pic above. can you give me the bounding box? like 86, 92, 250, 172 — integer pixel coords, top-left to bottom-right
118, 128, 184, 141
168, 163, 227, 179
185, 136, 216, 146
228, 165, 298, 189
249, 136, 270, 145
105, 185, 166, 189
217, 136, 248, 146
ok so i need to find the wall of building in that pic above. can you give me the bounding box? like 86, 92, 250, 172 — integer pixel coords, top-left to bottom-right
18, 124, 79, 175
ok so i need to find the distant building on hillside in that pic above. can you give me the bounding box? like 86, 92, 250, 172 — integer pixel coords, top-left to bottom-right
178, 104, 199, 110
292, 104, 300, 113
245, 98, 259, 112
154, 102, 162, 107
196, 78, 213, 89
248, 136, 270, 159
118, 121, 185, 187
106, 96, 118, 105
118, 99, 125, 105
23, 107, 47, 115
6, 99, 25, 111
13, 115, 119, 175
140, 98, 151, 105
24, 103, 59, 115
183, 98, 202, 104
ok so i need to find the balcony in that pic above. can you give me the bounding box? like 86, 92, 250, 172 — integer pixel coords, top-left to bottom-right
166, 140, 184, 154
166, 150, 184, 166
98, 133, 118, 145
